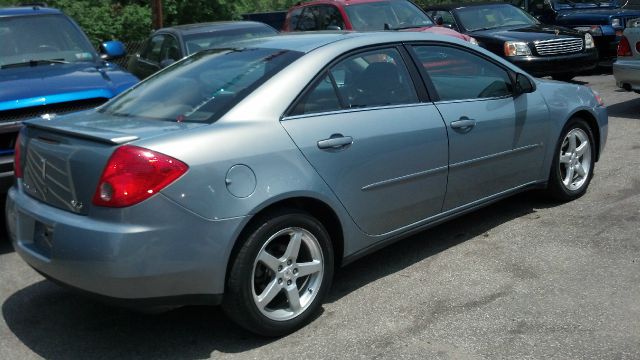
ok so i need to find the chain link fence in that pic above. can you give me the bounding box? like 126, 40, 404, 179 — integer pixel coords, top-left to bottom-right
110, 41, 145, 69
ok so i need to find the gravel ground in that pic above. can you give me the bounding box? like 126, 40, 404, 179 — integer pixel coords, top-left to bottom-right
1, 73, 639, 360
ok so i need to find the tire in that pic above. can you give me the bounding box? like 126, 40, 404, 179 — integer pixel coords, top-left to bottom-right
551, 73, 575, 82
547, 117, 595, 201
222, 209, 334, 337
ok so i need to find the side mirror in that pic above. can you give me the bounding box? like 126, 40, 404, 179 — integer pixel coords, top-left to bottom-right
515, 73, 535, 95
434, 15, 444, 26
99, 40, 126, 60
160, 59, 176, 68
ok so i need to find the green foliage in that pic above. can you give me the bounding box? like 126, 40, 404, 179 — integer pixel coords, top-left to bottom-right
47, 0, 151, 45
231, 0, 300, 15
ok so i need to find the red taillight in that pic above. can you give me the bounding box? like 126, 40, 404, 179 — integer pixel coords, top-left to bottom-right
92, 145, 188, 208
618, 36, 632, 56
13, 134, 22, 178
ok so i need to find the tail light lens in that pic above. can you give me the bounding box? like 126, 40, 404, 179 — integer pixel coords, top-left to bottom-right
618, 36, 632, 56
13, 134, 22, 178
92, 145, 188, 208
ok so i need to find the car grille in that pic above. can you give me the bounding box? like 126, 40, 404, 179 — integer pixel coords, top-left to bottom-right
534, 38, 584, 56
0, 98, 108, 124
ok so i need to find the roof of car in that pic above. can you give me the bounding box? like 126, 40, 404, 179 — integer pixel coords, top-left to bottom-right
229, 32, 364, 53
159, 21, 276, 36
229, 30, 467, 53
425, 2, 514, 11
0, 6, 62, 16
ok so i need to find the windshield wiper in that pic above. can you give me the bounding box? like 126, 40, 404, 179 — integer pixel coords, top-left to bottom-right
394, 25, 431, 30
470, 26, 499, 32
0, 59, 70, 69
384, 23, 431, 31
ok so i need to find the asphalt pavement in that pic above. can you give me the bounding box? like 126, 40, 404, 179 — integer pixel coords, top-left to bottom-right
0, 73, 639, 359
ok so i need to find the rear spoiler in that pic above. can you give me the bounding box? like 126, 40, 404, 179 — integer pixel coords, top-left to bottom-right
25, 121, 138, 145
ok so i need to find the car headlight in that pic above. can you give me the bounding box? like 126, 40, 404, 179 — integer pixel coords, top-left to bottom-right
611, 18, 621, 27
574, 26, 603, 36
469, 37, 479, 46
585, 32, 595, 49
504, 41, 531, 56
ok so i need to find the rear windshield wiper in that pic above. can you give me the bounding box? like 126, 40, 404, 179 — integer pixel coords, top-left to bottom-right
1, 59, 70, 69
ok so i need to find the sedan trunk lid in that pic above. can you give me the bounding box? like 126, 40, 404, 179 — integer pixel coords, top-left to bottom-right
19, 111, 205, 215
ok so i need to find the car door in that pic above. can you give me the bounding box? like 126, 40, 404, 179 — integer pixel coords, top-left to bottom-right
281, 47, 449, 236
409, 44, 550, 211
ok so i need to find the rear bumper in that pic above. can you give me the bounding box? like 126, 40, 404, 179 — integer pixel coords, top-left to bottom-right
509, 50, 598, 77
6, 183, 247, 305
613, 60, 640, 92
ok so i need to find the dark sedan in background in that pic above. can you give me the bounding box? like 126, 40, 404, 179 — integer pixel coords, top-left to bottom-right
426, 2, 598, 80
127, 21, 278, 79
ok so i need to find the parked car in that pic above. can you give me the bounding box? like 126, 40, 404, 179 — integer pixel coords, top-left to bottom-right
614, 18, 640, 93
0, 5, 137, 191
282, 0, 479, 43
425, 2, 598, 80
7, 31, 607, 337
513, 0, 640, 64
127, 21, 278, 79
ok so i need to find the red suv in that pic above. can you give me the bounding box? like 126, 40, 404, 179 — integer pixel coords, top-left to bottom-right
283, 0, 477, 43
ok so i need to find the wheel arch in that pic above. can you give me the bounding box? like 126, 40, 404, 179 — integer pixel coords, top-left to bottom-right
225, 196, 345, 288
567, 109, 601, 162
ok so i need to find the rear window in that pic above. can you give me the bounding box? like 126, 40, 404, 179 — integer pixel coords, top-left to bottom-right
100, 47, 302, 123
184, 26, 278, 55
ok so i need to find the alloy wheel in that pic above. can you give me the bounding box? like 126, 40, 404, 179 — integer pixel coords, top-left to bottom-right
559, 128, 592, 191
251, 227, 324, 321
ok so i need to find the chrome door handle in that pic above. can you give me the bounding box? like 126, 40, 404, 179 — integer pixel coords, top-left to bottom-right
317, 134, 353, 150
450, 118, 476, 129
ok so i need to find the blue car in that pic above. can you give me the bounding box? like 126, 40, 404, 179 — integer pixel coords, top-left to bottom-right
0, 6, 138, 190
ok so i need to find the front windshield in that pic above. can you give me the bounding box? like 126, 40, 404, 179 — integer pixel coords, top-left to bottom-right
184, 27, 278, 55
100, 47, 302, 123
345, 1, 433, 31
457, 5, 538, 32
0, 14, 96, 67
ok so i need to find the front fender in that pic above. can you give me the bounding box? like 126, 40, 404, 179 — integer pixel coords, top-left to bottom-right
535, 79, 608, 181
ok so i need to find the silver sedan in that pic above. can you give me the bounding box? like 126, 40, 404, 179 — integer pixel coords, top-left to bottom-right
614, 18, 640, 93
6, 31, 607, 336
